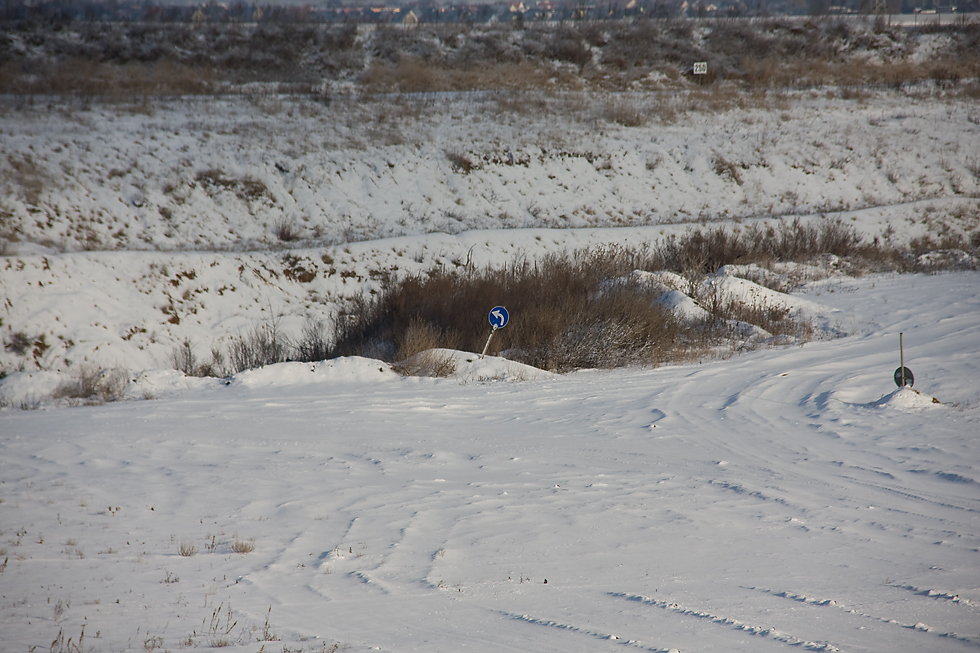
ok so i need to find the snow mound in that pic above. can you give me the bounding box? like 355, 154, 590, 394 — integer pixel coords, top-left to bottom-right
711, 267, 830, 316
655, 289, 712, 321
632, 268, 835, 338
916, 249, 979, 270
0, 371, 64, 408
871, 386, 941, 410
397, 348, 553, 382
229, 357, 400, 389
645, 276, 771, 339
131, 369, 219, 398
629, 269, 688, 294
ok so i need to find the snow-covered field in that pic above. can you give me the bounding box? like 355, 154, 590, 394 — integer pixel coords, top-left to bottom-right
2, 270, 979, 652
2, 88, 980, 652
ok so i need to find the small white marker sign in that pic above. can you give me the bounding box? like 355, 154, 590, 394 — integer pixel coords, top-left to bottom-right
693, 61, 708, 75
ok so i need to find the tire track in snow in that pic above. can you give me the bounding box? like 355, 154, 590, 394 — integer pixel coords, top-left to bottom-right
497, 610, 676, 652
891, 583, 976, 606
836, 472, 980, 516
607, 592, 841, 651
746, 586, 980, 648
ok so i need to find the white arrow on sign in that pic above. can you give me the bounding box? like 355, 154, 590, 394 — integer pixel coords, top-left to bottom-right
489, 306, 509, 329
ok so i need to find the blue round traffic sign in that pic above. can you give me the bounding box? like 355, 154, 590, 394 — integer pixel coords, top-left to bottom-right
488, 306, 509, 329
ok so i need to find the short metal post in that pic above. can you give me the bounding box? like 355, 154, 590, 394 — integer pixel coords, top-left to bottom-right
481, 326, 498, 360
900, 333, 905, 387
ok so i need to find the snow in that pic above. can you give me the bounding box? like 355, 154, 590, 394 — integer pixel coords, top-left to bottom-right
229, 358, 401, 390
2, 92, 979, 255
871, 386, 942, 410
2, 88, 980, 652
2, 89, 980, 375
2, 271, 979, 653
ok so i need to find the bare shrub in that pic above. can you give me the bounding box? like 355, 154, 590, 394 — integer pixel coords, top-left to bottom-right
171, 339, 197, 376
362, 56, 443, 93
929, 59, 963, 89
227, 316, 290, 374
171, 339, 225, 377
323, 217, 961, 373
195, 169, 271, 204
53, 365, 129, 405
259, 606, 279, 642
396, 317, 458, 361
603, 97, 649, 127
391, 317, 459, 377
653, 218, 869, 277
445, 150, 476, 174
328, 252, 685, 372
178, 539, 197, 557
4, 332, 34, 356
295, 316, 331, 363
273, 217, 301, 243
5, 153, 49, 206
712, 153, 743, 185
204, 602, 242, 648
393, 349, 458, 378
49, 625, 86, 653
541, 26, 593, 70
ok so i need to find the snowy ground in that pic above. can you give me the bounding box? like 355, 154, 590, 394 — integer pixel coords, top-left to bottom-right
2, 87, 980, 652
2, 91, 979, 255
1, 271, 979, 652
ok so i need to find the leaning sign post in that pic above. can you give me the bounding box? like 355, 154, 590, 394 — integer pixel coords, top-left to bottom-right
481, 306, 509, 359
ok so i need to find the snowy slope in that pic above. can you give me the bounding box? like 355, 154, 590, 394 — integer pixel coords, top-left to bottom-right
2, 91, 979, 255
3, 89, 980, 377
1, 271, 979, 653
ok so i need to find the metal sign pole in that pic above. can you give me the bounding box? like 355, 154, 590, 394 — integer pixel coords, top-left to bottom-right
894, 333, 914, 388
900, 333, 905, 387
481, 326, 498, 360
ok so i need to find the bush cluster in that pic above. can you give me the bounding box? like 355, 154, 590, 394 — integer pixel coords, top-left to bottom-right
2, 18, 978, 96
322, 219, 977, 372
329, 255, 685, 371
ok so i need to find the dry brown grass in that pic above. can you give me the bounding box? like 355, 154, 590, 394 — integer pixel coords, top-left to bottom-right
3, 153, 49, 206
602, 97, 649, 127
329, 252, 684, 372
324, 218, 974, 373
392, 349, 458, 378
3, 20, 977, 99
52, 365, 129, 405
360, 58, 560, 94
0, 59, 215, 97
230, 537, 255, 555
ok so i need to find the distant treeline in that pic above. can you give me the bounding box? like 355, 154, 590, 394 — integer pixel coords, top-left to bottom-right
2, 0, 975, 25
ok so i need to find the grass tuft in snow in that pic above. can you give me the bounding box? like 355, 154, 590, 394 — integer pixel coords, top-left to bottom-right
177, 539, 196, 557
230, 537, 255, 555
52, 365, 129, 406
